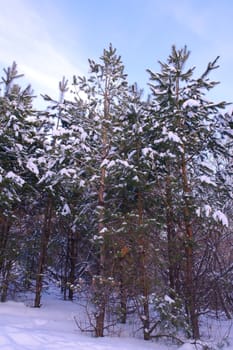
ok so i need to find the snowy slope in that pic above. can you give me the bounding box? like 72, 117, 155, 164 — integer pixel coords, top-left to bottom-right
0, 293, 170, 350
0, 291, 232, 350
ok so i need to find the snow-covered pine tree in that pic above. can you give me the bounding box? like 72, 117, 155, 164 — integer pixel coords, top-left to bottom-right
0, 62, 40, 301
72, 44, 129, 336
33, 77, 93, 307
147, 46, 231, 339
107, 83, 162, 339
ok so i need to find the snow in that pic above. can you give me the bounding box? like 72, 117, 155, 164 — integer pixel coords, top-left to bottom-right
26, 158, 39, 176
199, 175, 216, 187
204, 204, 212, 217
167, 131, 182, 144
164, 295, 175, 304
213, 210, 229, 227
99, 227, 108, 233
142, 147, 154, 158
107, 160, 116, 169
78, 127, 88, 141
79, 179, 85, 187
183, 99, 200, 108
15, 143, 23, 151
38, 170, 56, 184
52, 127, 71, 137
61, 203, 71, 216
161, 127, 182, 144
1, 291, 233, 350
59, 168, 76, 177
5, 171, 25, 187
196, 205, 228, 226
133, 175, 139, 182
0, 293, 173, 350
118, 159, 131, 168
100, 158, 109, 168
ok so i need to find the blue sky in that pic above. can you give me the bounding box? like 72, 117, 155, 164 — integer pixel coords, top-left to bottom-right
0, 0, 233, 107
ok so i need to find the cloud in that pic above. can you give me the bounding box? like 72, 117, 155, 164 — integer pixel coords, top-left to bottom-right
0, 0, 84, 102
154, 0, 207, 37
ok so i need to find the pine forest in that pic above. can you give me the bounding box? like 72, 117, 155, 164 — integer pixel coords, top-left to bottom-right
1, 44, 233, 343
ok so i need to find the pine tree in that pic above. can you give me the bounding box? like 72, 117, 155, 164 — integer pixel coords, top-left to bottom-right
109, 84, 161, 339
0, 62, 41, 301
32, 76, 93, 307
72, 44, 129, 336
147, 46, 231, 339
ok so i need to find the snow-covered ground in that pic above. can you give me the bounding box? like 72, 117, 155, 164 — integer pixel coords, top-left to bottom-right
0, 289, 232, 350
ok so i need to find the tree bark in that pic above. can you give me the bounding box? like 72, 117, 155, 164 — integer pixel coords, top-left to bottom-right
94, 74, 109, 337
165, 174, 180, 293
137, 190, 151, 340
181, 153, 200, 339
0, 216, 11, 273
68, 233, 77, 301
0, 216, 12, 302
119, 261, 127, 324
34, 197, 53, 308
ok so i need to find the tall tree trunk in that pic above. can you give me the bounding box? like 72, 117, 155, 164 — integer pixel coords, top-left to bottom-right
68, 232, 78, 301
0, 216, 11, 273
1, 260, 12, 302
95, 77, 109, 337
0, 216, 11, 302
175, 71, 199, 339
181, 154, 200, 339
62, 237, 69, 300
165, 174, 180, 292
95, 163, 106, 337
34, 197, 53, 307
119, 258, 127, 324
137, 191, 150, 340
95, 302, 105, 337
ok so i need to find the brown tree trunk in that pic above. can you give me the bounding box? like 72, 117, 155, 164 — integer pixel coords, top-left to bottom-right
95, 303, 105, 337
175, 72, 199, 339
68, 233, 78, 301
62, 237, 69, 300
119, 263, 127, 324
137, 191, 150, 340
94, 165, 107, 336
1, 260, 12, 302
94, 77, 109, 337
165, 174, 180, 293
34, 198, 53, 307
181, 154, 200, 339
0, 216, 11, 273
0, 216, 12, 302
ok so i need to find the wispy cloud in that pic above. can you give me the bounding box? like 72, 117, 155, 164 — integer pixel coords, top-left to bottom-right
153, 0, 207, 37
147, 0, 233, 103
0, 0, 84, 101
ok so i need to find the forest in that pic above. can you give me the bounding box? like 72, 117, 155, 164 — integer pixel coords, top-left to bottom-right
0, 44, 233, 343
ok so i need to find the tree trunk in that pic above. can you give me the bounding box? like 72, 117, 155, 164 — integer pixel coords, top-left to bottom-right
181, 153, 200, 339
68, 233, 77, 301
34, 198, 53, 307
62, 237, 69, 300
175, 71, 199, 339
94, 78, 109, 337
95, 304, 105, 337
0, 260, 13, 302
119, 278, 127, 324
165, 174, 180, 293
137, 190, 151, 340
94, 164, 107, 336
0, 216, 12, 302
0, 216, 11, 273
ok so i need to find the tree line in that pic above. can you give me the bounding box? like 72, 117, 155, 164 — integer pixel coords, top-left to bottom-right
0, 45, 233, 341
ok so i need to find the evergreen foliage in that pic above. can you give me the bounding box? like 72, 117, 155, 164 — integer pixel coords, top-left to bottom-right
0, 46, 233, 342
